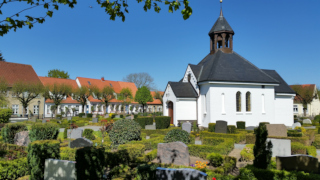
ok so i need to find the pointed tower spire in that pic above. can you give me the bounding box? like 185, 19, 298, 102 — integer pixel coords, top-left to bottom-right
220, 0, 223, 16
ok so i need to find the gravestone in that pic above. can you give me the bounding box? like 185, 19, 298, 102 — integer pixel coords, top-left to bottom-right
266, 124, 287, 137
215, 120, 228, 134
182, 122, 192, 133
67, 128, 83, 139
56, 117, 61, 120
125, 116, 132, 120
156, 167, 207, 180
67, 117, 72, 121
276, 155, 319, 173
145, 124, 156, 130
115, 115, 120, 118
292, 122, 301, 130
157, 142, 190, 166
92, 118, 98, 123
14, 131, 30, 147
92, 114, 97, 118
267, 138, 291, 157
42, 120, 47, 124
303, 119, 312, 124
44, 159, 76, 180
70, 137, 93, 148
104, 114, 109, 118
30, 116, 37, 122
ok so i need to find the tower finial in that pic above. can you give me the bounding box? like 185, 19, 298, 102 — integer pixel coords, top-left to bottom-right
220, 0, 223, 16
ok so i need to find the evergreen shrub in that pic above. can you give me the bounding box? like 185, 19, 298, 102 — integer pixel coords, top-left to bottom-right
207, 152, 223, 167
287, 130, 303, 137
240, 144, 254, 161
202, 137, 226, 146
253, 124, 272, 169
208, 123, 216, 132
141, 127, 181, 136
118, 144, 145, 162
314, 115, 320, 122
155, 116, 170, 129
227, 125, 236, 134
236, 121, 246, 129
0, 109, 13, 123
135, 117, 153, 129
134, 114, 138, 119
27, 140, 60, 180
200, 131, 245, 143
1, 123, 27, 144
164, 129, 190, 144
291, 142, 306, 154
109, 119, 141, 145
0, 157, 28, 180
307, 146, 317, 157
60, 147, 76, 161
83, 129, 95, 140
29, 123, 59, 142
86, 113, 93, 118
246, 134, 256, 144
78, 113, 85, 118
75, 147, 105, 180
120, 115, 124, 118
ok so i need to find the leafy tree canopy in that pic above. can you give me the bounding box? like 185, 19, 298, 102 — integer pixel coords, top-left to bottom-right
291, 85, 317, 116
0, 78, 8, 106
123, 72, 156, 90
0, 0, 192, 36
72, 86, 91, 113
118, 87, 133, 105
153, 90, 163, 103
43, 83, 72, 108
47, 69, 70, 79
135, 86, 153, 105
0, 51, 5, 61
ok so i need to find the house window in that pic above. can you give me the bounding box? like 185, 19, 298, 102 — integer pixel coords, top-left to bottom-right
12, 105, 19, 114
236, 91, 241, 112
33, 105, 39, 114
293, 105, 298, 113
246, 92, 251, 112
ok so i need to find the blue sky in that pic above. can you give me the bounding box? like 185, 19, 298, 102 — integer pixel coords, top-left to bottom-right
1, 0, 320, 91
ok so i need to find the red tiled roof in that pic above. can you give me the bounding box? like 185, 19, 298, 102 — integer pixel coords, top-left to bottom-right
0, 61, 41, 86
76, 77, 123, 93
290, 84, 316, 102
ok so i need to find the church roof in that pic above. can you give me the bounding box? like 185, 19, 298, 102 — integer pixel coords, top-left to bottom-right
196, 50, 279, 84
208, 9, 233, 35
168, 82, 198, 98
261, 70, 295, 94
189, 64, 202, 79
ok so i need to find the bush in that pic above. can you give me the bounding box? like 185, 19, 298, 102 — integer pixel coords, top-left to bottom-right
236, 121, 245, 129
155, 116, 170, 129
83, 129, 95, 140
109, 119, 141, 145
164, 129, 190, 144
86, 113, 92, 118
134, 114, 138, 119
227, 125, 236, 134
28, 123, 59, 142
287, 130, 303, 137
200, 131, 245, 143
314, 115, 320, 122
246, 134, 255, 144
144, 149, 157, 162
259, 122, 270, 127
0, 109, 13, 123
207, 152, 223, 167
0, 157, 29, 180
202, 137, 226, 146
60, 147, 76, 161
78, 113, 85, 118
240, 144, 254, 161
188, 140, 234, 157
75, 147, 105, 180
253, 124, 272, 169
306, 146, 317, 157
1, 123, 27, 144
118, 144, 145, 162
135, 117, 153, 129
208, 123, 216, 132
120, 114, 124, 118
27, 140, 60, 180
141, 127, 181, 136
291, 142, 306, 154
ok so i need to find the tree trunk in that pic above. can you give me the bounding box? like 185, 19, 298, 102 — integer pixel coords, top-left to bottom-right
142, 104, 145, 114
303, 108, 307, 117
82, 104, 85, 113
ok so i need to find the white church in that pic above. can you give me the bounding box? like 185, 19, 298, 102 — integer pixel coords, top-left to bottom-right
163, 8, 296, 128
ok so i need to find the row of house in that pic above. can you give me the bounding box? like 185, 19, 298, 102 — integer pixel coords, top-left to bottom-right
0, 61, 163, 119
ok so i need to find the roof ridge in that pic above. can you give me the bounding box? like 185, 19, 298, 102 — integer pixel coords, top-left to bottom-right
0, 61, 32, 66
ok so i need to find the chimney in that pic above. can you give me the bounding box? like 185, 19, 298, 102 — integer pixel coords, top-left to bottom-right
101, 77, 105, 81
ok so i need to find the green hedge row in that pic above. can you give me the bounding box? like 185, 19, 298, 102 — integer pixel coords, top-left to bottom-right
0, 142, 27, 151
202, 137, 227, 146
141, 127, 180, 136
0, 157, 29, 180
29, 123, 60, 142
236, 121, 245, 129
200, 131, 245, 143
118, 144, 145, 162
83, 129, 95, 140
135, 117, 153, 129
1, 123, 27, 144
240, 144, 254, 162
188, 139, 234, 158
208, 123, 215, 132
287, 130, 303, 137
0, 108, 13, 123
291, 142, 307, 155
155, 116, 170, 129
227, 125, 236, 134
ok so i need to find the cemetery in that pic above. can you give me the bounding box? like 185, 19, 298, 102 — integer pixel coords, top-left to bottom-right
1, 112, 320, 180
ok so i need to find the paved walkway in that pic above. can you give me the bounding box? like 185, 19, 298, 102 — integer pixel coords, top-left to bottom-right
59, 125, 101, 132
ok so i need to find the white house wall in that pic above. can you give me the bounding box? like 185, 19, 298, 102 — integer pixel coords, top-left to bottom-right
275, 95, 294, 126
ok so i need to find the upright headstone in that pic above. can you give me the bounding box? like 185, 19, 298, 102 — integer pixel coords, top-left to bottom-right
67, 128, 83, 139
14, 131, 30, 147
182, 122, 192, 133
267, 138, 291, 157
303, 119, 312, 124
92, 118, 98, 123
156, 167, 207, 180
115, 115, 120, 118
215, 120, 228, 134
44, 159, 76, 180
31, 116, 37, 122
157, 142, 190, 166
292, 122, 301, 130
67, 117, 72, 121
266, 124, 287, 137
276, 155, 319, 173
42, 120, 47, 124
70, 137, 93, 148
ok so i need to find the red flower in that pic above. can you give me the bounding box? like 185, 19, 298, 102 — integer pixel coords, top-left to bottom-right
212, 178, 216, 180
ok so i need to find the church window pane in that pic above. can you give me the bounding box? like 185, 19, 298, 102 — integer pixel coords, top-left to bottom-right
236, 91, 241, 112
246, 92, 251, 112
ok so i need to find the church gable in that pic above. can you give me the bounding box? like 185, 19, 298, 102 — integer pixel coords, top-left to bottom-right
182, 65, 200, 94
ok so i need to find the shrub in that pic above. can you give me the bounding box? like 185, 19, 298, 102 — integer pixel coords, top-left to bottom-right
287, 130, 303, 137
0, 109, 13, 123
78, 113, 85, 118
164, 129, 190, 144
200, 131, 245, 143
1, 123, 27, 144
314, 115, 320, 122
120, 114, 124, 118
27, 140, 60, 180
118, 144, 145, 162
135, 117, 153, 129
144, 149, 157, 162
227, 125, 236, 134
86, 113, 92, 118
236, 121, 245, 129
188, 140, 234, 157
75, 147, 105, 180
155, 116, 170, 129
208, 123, 216, 132
134, 114, 138, 119
202, 137, 225, 146
253, 124, 272, 169
207, 152, 223, 167
60, 147, 76, 161
240, 144, 254, 161
306, 146, 317, 157
259, 122, 269, 127
291, 142, 306, 154
312, 136, 320, 148
83, 129, 95, 140
0, 157, 29, 180
141, 127, 181, 136
109, 119, 141, 145
28, 123, 59, 142
246, 134, 255, 144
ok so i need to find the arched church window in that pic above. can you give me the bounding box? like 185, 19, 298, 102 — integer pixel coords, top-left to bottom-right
246, 92, 251, 112
236, 91, 241, 112
188, 74, 191, 82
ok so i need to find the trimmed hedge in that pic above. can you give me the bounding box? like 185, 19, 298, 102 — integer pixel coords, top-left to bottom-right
0, 157, 29, 180
307, 146, 317, 157
246, 134, 255, 144
287, 130, 303, 137
29, 123, 60, 142
291, 142, 306, 155
86, 113, 93, 118
0, 108, 13, 123
75, 147, 105, 179
227, 125, 236, 134
27, 140, 60, 180
118, 144, 145, 162
78, 113, 85, 118
135, 117, 153, 129
236, 121, 245, 129
188, 139, 234, 158
1, 123, 27, 144
164, 129, 190, 144
141, 127, 181, 136
83, 129, 95, 140
155, 116, 170, 129
202, 137, 226, 146
0, 142, 27, 151
208, 123, 216, 132
206, 152, 223, 167
60, 147, 76, 161
200, 131, 245, 143
247, 134, 309, 146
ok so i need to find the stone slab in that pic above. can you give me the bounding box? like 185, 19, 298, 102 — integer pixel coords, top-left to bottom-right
303, 119, 312, 124
67, 129, 83, 139
266, 124, 287, 137
215, 120, 228, 134
14, 131, 30, 147
115, 115, 120, 118
145, 125, 156, 130
304, 126, 316, 129
156, 167, 207, 180
44, 159, 76, 180
292, 122, 301, 130
70, 137, 93, 148
30, 116, 37, 122
276, 155, 319, 173
157, 142, 190, 166
92, 118, 98, 123
267, 138, 291, 157
182, 122, 192, 134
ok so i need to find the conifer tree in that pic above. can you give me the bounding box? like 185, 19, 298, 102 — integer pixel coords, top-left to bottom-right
253, 124, 273, 169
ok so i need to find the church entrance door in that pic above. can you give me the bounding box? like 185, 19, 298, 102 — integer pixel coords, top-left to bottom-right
168, 101, 173, 124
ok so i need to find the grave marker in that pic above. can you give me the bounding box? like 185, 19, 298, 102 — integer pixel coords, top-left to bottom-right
157, 142, 190, 166
44, 159, 76, 180
70, 137, 93, 148
182, 121, 192, 133
67, 128, 83, 139
276, 155, 319, 173
14, 131, 30, 147
156, 167, 207, 180
215, 120, 228, 134
266, 124, 287, 137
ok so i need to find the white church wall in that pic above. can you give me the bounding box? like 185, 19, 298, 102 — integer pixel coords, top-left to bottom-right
275, 94, 294, 126
198, 84, 211, 127
176, 99, 197, 122
163, 84, 177, 124
182, 65, 200, 95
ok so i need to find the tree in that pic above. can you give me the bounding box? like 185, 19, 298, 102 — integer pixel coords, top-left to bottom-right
0, 0, 192, 36
154, 91, 163, 104
0, 51, 5, 61
253, 124, 273, 169
135, 86, 153, 114
123, 72, 156, 90
47, 69, 70, 79
90, 85, 115, 114
43, 83, 72, 116
11, 81, 43, 116
118, 87, 133, 114
72, 86, 91, 113
0, 78, 8, 106
291, 85, 317, 116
